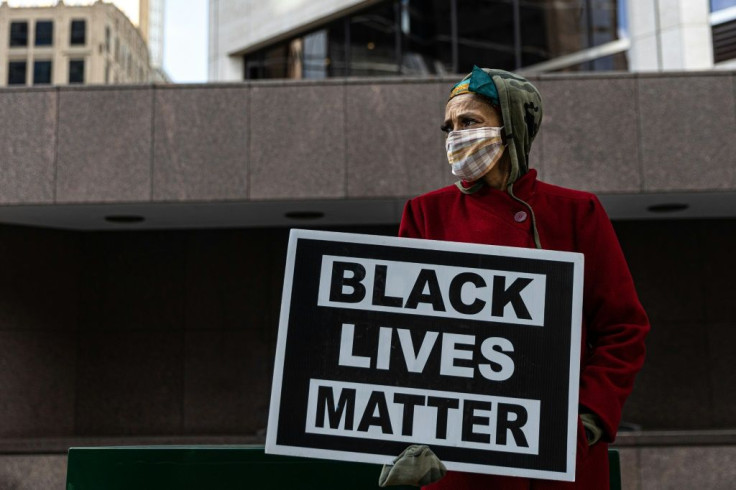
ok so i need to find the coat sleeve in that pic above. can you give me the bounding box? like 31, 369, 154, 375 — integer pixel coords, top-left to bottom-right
399, 199, 425, 239
577, 196, 649, 442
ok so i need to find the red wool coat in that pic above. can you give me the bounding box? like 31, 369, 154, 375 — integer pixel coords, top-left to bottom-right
399, 170, 649, 490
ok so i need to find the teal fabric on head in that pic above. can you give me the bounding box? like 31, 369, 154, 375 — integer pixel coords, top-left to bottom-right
468, 66, 500, 106
449, 66, 500, 106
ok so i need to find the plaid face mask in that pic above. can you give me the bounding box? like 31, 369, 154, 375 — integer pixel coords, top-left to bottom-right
446, 126, 505, 182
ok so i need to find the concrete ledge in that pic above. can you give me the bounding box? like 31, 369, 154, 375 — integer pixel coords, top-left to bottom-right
615, 429, 736, 447
0, 71, 734, 222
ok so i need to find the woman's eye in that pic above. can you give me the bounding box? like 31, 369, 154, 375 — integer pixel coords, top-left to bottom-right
462, 118, 477, 127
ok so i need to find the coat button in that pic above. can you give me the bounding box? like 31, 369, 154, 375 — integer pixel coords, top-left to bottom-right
514, 211, 528, 223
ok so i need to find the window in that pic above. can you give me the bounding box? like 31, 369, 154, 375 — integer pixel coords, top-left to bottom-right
10, 21, 28, 47
33, 60, 52, 84
8, 61, 27, 85
69, 59, 84, 83
35, 20, 53, 46
105, 26, 111, 53
712, 0, 736, 12
70, 19, 86, 45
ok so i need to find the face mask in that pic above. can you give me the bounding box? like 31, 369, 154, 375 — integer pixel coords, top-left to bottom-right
445, 126, 505, 181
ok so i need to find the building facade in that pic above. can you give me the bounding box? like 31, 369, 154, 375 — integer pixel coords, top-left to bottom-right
208, 0, 736, 81
0, 0, 151, 86
139, 0, 168, 81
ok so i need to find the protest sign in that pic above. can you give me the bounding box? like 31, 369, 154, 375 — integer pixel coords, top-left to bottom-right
266, 229, 583, 481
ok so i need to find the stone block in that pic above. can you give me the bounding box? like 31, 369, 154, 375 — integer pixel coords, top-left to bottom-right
0, 455, 67, 490
0, 89, 56, 204
249, 84, 346, 200
183, 330, 273, 434
613, 221, 704, 323
346, 81, 447, 198
0, 331, 75, 437
698, 219, 736, 323
183, 229, 287, 331
639, 446, 736, 490
0, 225, 79, 331
616, 448, 641, 490
153, 86, 249, 201
56, 87, 153, 203
707, 322, 736, 427
538, 77, 641, 193
622, 321, 712, 429
78, 231, 186, 331
638, 74, 736, 191
75, 330, 184, 435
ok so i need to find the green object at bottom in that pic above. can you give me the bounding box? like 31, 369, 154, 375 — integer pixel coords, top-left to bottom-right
65, 445, 414, 490
608, 449, 622, 490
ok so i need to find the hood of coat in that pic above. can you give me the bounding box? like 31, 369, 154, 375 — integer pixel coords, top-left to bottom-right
452, 67, 543, 186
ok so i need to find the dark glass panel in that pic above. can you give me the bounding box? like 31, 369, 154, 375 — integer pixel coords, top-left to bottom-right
455, 0, 516, 72
33, 60, 52, 84
69, 59, 85, 83
520, 0, 620, 68
35, 20, 53, 46
551, 51, 628, 72
8, 61, 27, 85
70, 19, 86, 45
10, 21, 28, 47
347, 1, 400, 76
403, 0, 453, 74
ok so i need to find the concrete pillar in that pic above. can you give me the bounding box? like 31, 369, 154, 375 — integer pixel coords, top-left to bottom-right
627, 0, 713, 71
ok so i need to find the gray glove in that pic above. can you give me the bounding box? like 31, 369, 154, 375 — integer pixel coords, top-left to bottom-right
378, 445, 447, 487
580, 412, 604, 446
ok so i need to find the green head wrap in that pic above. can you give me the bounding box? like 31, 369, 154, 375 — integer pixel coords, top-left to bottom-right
449, 66, 543, 185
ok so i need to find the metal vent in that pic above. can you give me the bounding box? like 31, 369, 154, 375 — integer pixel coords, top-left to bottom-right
713, 18, 736, 63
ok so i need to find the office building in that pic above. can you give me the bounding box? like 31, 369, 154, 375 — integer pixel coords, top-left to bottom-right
209, 0, 736, 80
0, 0, 151, 86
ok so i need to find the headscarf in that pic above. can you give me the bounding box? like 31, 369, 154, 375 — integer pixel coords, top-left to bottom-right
449, 66, 543, 186
449, 66, 544, 249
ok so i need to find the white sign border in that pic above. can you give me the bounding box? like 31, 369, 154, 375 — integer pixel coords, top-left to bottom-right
266, 228, 584, 482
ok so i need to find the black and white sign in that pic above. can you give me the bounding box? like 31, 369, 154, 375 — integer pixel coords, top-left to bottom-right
266, 229, 583, 481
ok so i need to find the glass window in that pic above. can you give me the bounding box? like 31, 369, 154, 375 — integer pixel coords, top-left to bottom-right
105, 26, 111, 52
8, 61, 27, 85
69, 59, 84, 83
348, 1, 400, 76
520, 0, 622, 69
35, 20, 53, 46
302, 30, 328, 79
33, 60, 52, 84
456, 0, 516, 72
70, 19, 86, 45
712, 0, 736, 11
402, 0, 454, 75
10, 21, 28, 47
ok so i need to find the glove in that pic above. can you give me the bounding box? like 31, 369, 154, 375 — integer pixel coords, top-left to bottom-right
378, 445, 447, 487
580, 412, 603, 446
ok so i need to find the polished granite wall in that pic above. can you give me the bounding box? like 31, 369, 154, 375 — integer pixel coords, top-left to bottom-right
0, 71, 735, 208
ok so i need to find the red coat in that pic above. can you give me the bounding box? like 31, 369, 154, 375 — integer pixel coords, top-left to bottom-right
399, 170, 649, 489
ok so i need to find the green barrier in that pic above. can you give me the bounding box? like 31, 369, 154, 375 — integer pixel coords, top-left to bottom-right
609, 448, 622, 490
66, 445, 622, 489
65, 445, 413, 490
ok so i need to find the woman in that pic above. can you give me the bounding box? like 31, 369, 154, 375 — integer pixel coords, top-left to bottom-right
395, 67, 649, 489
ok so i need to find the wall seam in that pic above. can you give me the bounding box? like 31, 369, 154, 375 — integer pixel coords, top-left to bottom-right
149, 86, 156, 201
53, 86, 61, 203
344, 80, 349, 198
634, 74, 645, 192
246, 85, 252, 198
